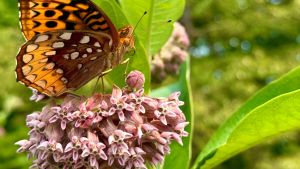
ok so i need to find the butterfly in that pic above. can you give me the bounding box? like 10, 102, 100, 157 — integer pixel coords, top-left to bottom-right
16, 0, 134, 97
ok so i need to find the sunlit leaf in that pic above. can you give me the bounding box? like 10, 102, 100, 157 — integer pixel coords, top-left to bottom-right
118, 0, 185, 56
192, 66, 300, 169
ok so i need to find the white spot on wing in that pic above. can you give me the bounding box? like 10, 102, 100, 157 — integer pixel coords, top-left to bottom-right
26, 74, 37, 82
94, 42, 101, 47
30, 10, 38, 17
61, 77, 68, 84
52, 42, 65, 48
80, 36, 90, 44
26, 44, 38, 52
45, 63, 55, 70
56, 69, 64, 74
45, 51, 56, 56
36, 80, 47, 88
47, 86, 55, 93
90, 56, 97, 61
22, 54, 33, 63
39, 58, 48, 63
82, 54, 88, 58
97, 49, 103, 52
63, 54, 70, 59
71, 52, 79, 59
86, 48, 92, 53
22, 65, 32, 75
77, 64, 83, 70
29, 2, 35, 8
35, 35, 49, 43
60, 32, 72, 40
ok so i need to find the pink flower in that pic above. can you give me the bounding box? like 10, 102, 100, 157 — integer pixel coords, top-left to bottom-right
49, 102, 75, 130
109, 86, 134, 121
154, 102, 177, 125
64, 136, 87, 161
126, 147, 146, 169
37, 140, 63, 162
81, 141, 107, 169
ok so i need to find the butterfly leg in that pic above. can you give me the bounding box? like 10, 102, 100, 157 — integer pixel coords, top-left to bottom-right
92, 69, 113, 94
121, 58, 130, 77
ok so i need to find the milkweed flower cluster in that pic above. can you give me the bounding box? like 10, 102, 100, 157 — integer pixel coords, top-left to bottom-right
16, 70, 189, 169
151, 22, 190, 83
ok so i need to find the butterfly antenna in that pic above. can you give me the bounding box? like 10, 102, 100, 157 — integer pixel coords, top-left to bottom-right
123, 11, 147, 77
132, 11, 148, 35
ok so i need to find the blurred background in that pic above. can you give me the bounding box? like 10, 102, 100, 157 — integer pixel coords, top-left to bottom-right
0, 0, 300, 168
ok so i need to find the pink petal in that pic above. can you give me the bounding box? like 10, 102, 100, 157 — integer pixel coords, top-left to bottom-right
53, 153, 60, 162
111, 86, 122, 101
160, 116, 168, 125
154, 110, 161, 118
100, 150, 108, 160
108, 136, 114, 145
81, 149, 90, 157
142, 124, 157, 131
169, 92, 180, 100
101, 100, 108, 109
134, 147, 145, 155
37, 141, 49, 150
90, 156, 97, 166
139, 105, 145, 114
61, 120, 67, 130
175, 122, 189, 131
136, 89, 144, 96
137, 126, 143, 139
56, 143, 64, 153
96, 142, 106, 149
108, 157, 114, 166
49, 115, 58, 123
118, 110, 125, 121
166, 111, 177, 117
15, 140, 28, 146
109, 107, 116, 115
73, 151, 79, 160
125, 104, 134, 112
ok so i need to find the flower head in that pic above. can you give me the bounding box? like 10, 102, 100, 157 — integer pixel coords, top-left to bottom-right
16, 71, 189, 169
151, 22, 190, 83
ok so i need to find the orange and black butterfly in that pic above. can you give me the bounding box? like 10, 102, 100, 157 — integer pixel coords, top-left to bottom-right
16, 0, 134, 96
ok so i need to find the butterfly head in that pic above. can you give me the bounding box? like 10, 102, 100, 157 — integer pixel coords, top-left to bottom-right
118, 26, 135, 51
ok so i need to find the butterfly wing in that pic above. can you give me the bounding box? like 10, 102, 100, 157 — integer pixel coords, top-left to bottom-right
16, 30, 114, 96
19, 0, 119, 43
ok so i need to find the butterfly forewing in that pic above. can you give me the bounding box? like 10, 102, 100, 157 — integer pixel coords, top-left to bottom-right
16, 30, 113, 96
19, 0, 119, 42
17, 0, 135, 96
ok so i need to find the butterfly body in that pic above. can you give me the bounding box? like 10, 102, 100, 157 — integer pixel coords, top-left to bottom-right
16, 0, 134, 96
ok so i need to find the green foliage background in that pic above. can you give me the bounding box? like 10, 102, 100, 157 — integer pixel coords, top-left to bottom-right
0, 0, 300, 169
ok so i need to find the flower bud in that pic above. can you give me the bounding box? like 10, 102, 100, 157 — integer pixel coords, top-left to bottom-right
126, 70, 145, 90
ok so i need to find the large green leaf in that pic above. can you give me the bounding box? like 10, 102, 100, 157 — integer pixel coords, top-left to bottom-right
118, 0, 185, 56
151, 56, 193, 169
192, 66, 300, 169
94, 0, 150, 91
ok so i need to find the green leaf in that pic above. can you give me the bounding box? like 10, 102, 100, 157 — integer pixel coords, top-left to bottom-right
94, 0, 150, 92
192, 66, 300, 169
151, 56, 193, 169
118, 0, 185, 56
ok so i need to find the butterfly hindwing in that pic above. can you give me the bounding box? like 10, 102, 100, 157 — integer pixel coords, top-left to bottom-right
19, 0, 119, 42
16, 30, 113, 96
